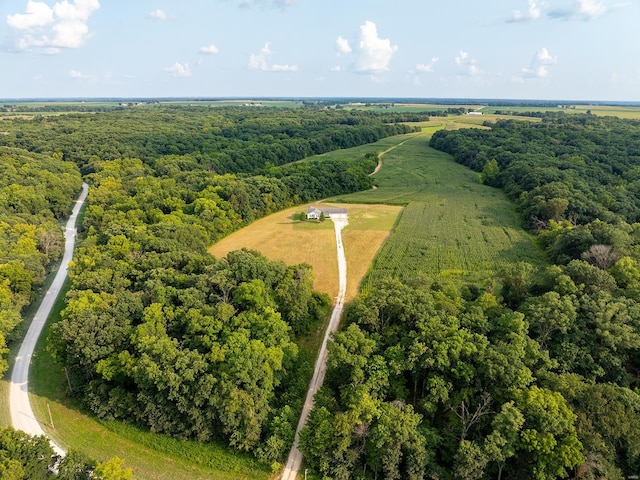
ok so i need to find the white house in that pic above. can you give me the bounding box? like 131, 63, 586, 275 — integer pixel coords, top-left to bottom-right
306, 207, 322, 220
306, 206, 347, 220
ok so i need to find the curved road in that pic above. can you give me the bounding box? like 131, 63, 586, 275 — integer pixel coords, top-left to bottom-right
281, 216, 349, 480
10, 182, 89, 457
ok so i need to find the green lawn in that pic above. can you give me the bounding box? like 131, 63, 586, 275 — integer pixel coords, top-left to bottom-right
328, 133, 545, 286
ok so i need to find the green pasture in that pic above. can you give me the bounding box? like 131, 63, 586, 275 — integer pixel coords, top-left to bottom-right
329, 134, 545, 286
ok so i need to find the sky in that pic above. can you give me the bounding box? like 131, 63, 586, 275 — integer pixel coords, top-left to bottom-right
1, 0, 640, 101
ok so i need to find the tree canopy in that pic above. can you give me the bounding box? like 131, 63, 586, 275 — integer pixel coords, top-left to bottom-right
0, 147, 82, 375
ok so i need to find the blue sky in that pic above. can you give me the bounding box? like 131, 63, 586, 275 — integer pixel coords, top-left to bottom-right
1, 0, 639, 100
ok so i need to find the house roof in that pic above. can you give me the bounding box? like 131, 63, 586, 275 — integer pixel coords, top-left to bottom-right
307, 206, 347, 215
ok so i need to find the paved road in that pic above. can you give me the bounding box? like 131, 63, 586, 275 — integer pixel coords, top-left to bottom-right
9, 182, 89, 457
281, 216, 349, 480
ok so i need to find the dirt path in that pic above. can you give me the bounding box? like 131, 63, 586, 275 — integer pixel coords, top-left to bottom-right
281, 216, 348, 480
370, 137, 416, 176
9, 182, 88, 457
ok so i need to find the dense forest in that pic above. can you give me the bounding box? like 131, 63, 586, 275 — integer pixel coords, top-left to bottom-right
0, 147, 82, 375
6, 106, 640, 479
0, 106, 417, 174
0, 106, 417, 466
297, 113, 640, 479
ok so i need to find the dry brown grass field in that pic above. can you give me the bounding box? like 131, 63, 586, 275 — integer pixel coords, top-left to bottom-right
208, 202, 402, 302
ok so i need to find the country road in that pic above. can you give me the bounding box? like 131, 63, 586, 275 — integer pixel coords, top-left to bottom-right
9, 182, 89, 457
281, 215, 349, 480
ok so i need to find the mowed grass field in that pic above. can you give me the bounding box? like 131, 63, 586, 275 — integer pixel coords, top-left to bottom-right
208, 203, 403, 303
330, 134, 545, 286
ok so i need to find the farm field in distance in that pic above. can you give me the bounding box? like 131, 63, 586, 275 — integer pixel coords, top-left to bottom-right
5, 98, 640, 120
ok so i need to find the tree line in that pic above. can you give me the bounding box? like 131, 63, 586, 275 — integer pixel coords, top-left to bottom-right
0, 147, 82, 375
0, 106, 417, 174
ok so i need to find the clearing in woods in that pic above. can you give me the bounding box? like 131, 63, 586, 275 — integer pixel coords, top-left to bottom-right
211, 128, 545, 297
330, 133, 545, 287
208, 203, 403, 302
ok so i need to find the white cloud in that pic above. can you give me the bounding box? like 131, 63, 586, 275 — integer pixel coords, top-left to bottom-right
6, 0, 100, 52
536, 47, 557, 65
514, 47, 558, 81
249, 42, 271, 70
52, 19, 90, 48
69, 69, 97, 79
507, 0, 543, 22
355, 20, 398, 73
7, 1, 54, 29
247, 42, 297, 72
455, 50, 481, 77
54, 0, 99, 21
335, 21, 398, 76
548, 0, 608, 20
199, 44, 219, 54
149, 9, 166, 21
248, 54, 267, 70
165, 62, 192, 78
331, 66, 342, 72
416, 57, 439, 73
336, 36, 351, 55
234, 0, 295, 8
455, 51, 468, 67
272, 64, 298, 72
